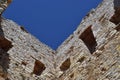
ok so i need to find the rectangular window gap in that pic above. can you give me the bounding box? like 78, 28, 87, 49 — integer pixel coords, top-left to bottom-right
79, 25, 97, 54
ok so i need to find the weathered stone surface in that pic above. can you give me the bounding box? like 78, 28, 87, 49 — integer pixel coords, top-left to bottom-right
0, 0, 120, 80
0, 0, 12, 14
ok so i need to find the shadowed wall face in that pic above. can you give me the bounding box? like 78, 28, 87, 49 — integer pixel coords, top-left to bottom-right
0, 26, 13, 79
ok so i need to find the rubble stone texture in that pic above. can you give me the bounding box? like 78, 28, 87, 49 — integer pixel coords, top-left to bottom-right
0, 0, 120, 80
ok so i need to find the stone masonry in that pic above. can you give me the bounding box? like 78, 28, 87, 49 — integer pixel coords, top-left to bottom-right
0, 0, 120, 80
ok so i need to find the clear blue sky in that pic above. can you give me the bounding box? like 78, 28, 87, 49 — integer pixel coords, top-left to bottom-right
3, 0, 102, 50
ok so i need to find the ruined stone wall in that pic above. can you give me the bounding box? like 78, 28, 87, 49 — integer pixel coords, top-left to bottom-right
1, 19, 55, 80
0, 0, 120, 80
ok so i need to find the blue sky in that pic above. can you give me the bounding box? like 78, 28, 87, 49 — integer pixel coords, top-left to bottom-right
3, 0, 102, 50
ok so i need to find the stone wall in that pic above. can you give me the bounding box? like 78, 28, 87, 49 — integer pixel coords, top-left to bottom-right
0, 0, 120, 80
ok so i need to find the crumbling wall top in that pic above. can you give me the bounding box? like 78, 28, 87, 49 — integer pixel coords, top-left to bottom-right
0, 0, 12, 15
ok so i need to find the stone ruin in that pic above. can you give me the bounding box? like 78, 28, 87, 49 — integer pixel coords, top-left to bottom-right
0, 0, 120, 80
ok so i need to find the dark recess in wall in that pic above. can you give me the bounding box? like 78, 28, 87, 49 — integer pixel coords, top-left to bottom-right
60, 58, 71, 71
79, 25, 97, 54
33, 60, 46, 76
110, 0, 120, 25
